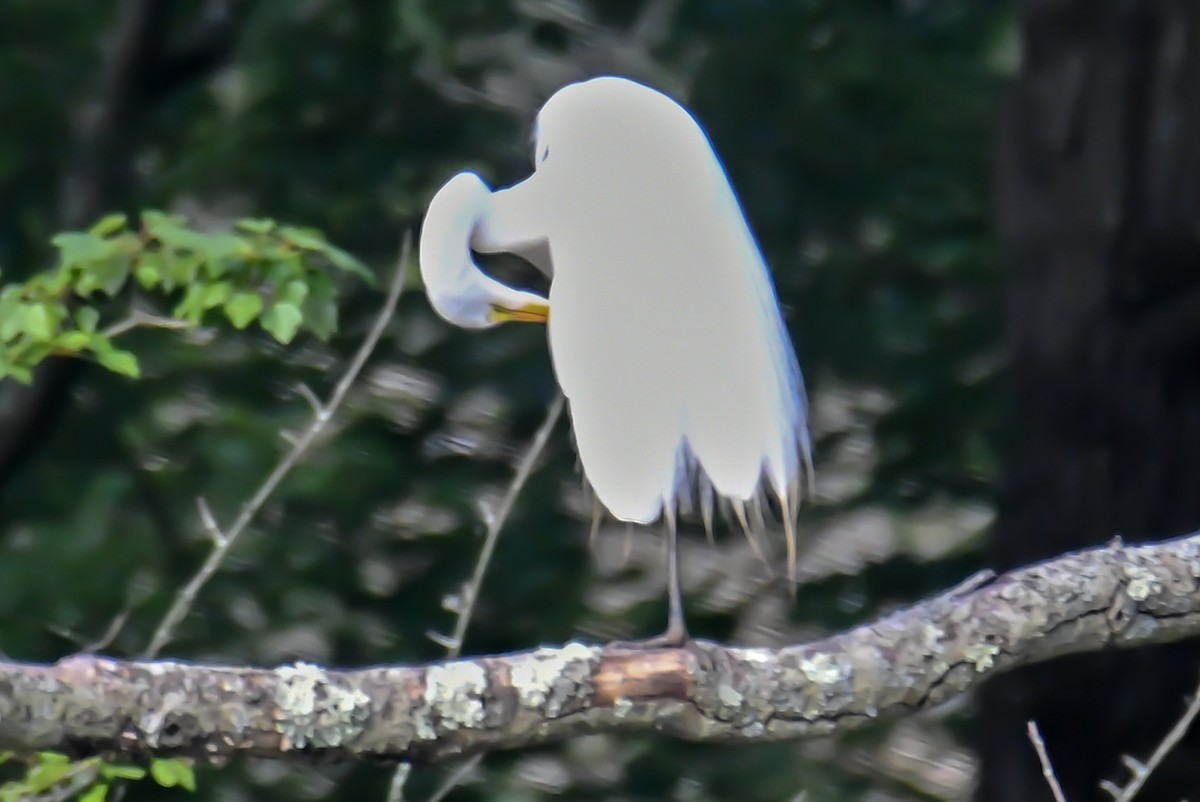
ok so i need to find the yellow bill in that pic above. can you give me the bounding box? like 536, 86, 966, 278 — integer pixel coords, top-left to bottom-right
490, 300, 550, 324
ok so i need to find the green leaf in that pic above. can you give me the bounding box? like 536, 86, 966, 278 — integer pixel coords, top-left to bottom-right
150, 758, 195, 791
301, 271, 337, 340
75, 307, 100, 333
201, 281, 233, 309
134, 253, 162, 289
139, 210, 183, 231
20, 303, 54, 341
27, 759, 72, 792
79, 783, 108, 802
323, 242, 376, 284
0, 293, 22, 341
144, 216, 212, 252
224, 292, 263, 329
236, 217, 276, 235
73, 258, 130, 297
88, 213, 127, 237
173, 284, 207, 324
0, 313, 21, 343
278, 225, 326, 251
98, 763, 146, 781
175, 762, 196, 792
95, 348, 140, 378
25, 268, 73, 295
279, 279, 309, 307
16, 341, 52, 365
266, 257, 303, 288
144, 214, 245, 280
200, 234, 245, 261
149, 758, 173, 787
198, 234, 247, 278
7, 340, 53, 365
261, 301, 303, 344
52, 232, 111, 266
0, 362, 32, 384
159, 251, 203, 291
54, 331, 91, 351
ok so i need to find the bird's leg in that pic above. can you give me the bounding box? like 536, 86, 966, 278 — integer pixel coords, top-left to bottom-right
661, 502, 689, 645
699, 478, 715, 548
606, 506, 689, 650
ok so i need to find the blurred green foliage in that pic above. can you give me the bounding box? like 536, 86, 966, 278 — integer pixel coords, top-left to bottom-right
0, 1, 1011, 801
0, 751, 193, 802
0, 212, 373, 383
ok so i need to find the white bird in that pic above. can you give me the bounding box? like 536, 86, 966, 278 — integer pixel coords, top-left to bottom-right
419, 76, 812, 645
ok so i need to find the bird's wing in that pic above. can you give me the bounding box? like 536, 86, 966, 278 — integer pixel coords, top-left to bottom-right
545, 177, 806, 523
547, 242, 685, 524
690, 155, 809, 505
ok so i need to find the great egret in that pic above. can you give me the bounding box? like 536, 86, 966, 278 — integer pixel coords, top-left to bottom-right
419, 76, 812, 645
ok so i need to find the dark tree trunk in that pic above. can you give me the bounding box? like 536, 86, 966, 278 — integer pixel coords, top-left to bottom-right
979, 1, 1200, 800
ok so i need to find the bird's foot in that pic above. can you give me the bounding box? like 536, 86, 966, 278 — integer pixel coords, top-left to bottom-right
605, 620, 690, 651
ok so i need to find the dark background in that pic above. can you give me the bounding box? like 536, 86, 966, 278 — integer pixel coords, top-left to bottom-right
2, 1, 1198, 800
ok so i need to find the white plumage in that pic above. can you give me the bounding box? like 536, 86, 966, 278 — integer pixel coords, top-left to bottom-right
419, 76, 812, 642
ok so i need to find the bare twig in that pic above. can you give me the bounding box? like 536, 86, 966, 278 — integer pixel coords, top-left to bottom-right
82, 605, 135, 654
389, 392, 565, 802
195, 497, 225, 547
48, 572, 144, 654
424, 757, 483, 802
385, 763, 412, 802
1102, 673, 1200, 802
143, 236, 412, 658
1026, 721, 1069, 802
295, 383, 323, 416
101, 311, 191, 339
46, 603, 133, 655
443, 392, 565, 658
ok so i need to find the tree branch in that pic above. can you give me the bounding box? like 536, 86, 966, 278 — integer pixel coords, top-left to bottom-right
3, 530, 1200, 763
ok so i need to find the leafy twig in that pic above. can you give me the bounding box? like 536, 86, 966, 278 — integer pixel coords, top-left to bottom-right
143, 235, 411, 658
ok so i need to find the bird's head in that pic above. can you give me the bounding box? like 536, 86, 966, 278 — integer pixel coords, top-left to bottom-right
531, 76, 705, 182
418, 171, 549, 329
